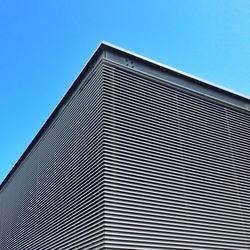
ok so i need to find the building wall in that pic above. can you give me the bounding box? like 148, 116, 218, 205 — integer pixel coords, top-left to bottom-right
102, 61, 250, 249
0, 54, 250, 249
0, 61, 106, 250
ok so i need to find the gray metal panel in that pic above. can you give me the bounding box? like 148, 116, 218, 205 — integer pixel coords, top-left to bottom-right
0, 62, 106, 249
226, 109, 250, 239
0, 44, 250, 249
0, 147, 38, 249
102, 62, 250, 249
33, 62, 105, 250
1, 41, 250, 191
103, 44, 250, 112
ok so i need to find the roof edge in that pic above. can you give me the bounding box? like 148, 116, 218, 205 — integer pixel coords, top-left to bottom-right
101, 41, 250, 102
0, 42, 106, 190
1, 41, 249, 190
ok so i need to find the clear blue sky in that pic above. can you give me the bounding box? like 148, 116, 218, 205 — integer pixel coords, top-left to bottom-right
0, 0, 250, 184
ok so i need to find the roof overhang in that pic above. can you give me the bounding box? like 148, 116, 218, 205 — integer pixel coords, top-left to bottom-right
1, 41, 249, 190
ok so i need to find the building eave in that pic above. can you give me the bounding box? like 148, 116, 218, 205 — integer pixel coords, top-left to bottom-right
1, 41, 249, 190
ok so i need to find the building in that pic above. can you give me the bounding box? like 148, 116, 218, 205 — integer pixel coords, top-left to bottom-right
0, 42, 249, 249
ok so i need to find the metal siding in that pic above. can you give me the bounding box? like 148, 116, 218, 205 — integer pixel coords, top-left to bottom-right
226, 109, 250, 239
33, 63, 105, 250
0, 147, 38, 249
102, 62, 250, 249
0, 62, 105, 249
0, 48, 249, 250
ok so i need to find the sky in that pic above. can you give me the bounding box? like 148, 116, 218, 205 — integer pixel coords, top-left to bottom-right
0, 0, 250, 184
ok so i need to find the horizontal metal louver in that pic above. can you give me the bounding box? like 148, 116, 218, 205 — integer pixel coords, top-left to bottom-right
0, 62, 106, 250
102, 61, 250, 249
0, 43, 249, 249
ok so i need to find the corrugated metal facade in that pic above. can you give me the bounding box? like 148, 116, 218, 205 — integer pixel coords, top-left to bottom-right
0, 43, 250, 249
102, 62, 250, 249
0, 61, 106, 249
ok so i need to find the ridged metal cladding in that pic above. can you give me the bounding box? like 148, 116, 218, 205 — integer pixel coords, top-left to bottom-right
0, 47, 250, 249
0, 62, 106, 250
102, 61, 250, 249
